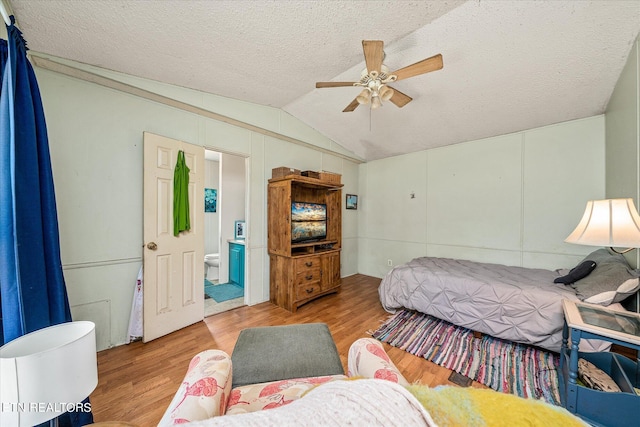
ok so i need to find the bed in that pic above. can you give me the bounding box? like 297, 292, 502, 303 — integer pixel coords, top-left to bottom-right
378, 249, 640, 352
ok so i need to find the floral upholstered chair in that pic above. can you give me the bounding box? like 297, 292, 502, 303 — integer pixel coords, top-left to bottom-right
158, 338, 408, 426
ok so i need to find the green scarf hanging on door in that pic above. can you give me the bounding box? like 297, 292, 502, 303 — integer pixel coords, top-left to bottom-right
173, 150, 190, 236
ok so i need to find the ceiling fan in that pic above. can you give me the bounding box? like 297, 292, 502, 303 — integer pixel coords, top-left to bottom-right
316, 40, 443, 112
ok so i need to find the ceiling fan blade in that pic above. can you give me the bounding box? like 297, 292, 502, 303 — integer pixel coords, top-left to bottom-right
343, 98, 360, 112
391, 54, 443, 81
362, 40, 384, 74
316, 82, 357, 88
388, 87, 413, 108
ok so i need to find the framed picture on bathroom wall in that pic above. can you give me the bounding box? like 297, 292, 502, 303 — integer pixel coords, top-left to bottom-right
234, 221, 246, 240
204, 188, 217, 212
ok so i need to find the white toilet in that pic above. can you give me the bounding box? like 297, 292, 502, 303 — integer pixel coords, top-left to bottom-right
204, 253, 220, 281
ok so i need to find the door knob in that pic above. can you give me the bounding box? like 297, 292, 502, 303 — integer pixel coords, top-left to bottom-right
147, 242, 158, 250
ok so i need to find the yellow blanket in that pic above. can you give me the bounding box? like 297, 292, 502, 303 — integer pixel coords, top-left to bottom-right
407, 385, 587, 427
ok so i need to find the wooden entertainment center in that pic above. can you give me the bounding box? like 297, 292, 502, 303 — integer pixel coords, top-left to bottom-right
268, 170, 342, 312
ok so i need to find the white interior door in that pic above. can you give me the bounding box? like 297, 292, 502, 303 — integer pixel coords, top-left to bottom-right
143, 132, 204, 342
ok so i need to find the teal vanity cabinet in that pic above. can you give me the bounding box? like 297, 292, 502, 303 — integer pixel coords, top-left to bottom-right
229, 241, 245, 288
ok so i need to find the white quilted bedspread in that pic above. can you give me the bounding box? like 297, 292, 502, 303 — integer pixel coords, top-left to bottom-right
184, 379, 436, 427
378, 257, 580, 352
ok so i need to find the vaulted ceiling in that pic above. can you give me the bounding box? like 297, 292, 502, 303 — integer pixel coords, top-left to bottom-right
9, 0, 640, 161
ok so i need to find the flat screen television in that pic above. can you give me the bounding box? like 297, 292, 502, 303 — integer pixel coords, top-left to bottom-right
291, 202, 327, 243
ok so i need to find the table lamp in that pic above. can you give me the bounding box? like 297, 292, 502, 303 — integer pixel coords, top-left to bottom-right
565, 198, 640, 253
0, 321, 98, 426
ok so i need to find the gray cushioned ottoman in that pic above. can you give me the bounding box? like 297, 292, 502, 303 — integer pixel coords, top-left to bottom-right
231, 323, 344, 388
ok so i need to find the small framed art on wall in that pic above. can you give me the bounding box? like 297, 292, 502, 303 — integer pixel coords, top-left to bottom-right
346, 194, 358, 210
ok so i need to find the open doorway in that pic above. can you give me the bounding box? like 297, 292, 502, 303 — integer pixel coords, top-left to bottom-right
203, 149, 247, 316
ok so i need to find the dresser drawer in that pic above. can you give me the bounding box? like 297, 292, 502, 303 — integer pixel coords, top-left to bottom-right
296, 281, 321, 300
295, 256, 320, 271
295, 267, 321, 285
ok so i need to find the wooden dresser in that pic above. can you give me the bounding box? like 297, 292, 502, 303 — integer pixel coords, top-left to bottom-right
268, 172, 342, 312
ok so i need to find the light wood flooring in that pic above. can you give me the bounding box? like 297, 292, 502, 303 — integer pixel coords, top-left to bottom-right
90, 274, 486, 425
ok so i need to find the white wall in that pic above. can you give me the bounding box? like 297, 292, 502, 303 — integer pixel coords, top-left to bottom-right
35, 57, 360, 350
358, 116, 606, 278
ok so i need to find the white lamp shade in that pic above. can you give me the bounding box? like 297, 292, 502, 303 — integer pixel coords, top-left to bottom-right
0, 321, 98, 426
565, 198, 640, 248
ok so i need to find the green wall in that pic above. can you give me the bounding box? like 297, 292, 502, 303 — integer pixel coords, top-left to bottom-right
605, 36, 640, 268
358, 116, 606, 278
34, 56, 360, 350
33, 34, 640, 350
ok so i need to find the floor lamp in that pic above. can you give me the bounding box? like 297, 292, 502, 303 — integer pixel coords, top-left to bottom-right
0, 321, 98, 426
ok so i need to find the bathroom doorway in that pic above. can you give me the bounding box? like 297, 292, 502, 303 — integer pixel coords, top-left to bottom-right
203, 149, 246, 317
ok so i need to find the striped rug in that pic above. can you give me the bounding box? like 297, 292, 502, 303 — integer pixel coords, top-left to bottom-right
372, 309, 561, 405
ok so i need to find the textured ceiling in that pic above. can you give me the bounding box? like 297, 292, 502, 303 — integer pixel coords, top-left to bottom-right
9, 0, 640, 161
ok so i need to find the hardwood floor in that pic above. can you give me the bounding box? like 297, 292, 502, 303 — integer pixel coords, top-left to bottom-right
90, 274, 485, 425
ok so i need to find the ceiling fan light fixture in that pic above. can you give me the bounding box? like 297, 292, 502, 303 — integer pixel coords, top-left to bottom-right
371, 95, 382, 109
356, 89, 371, 105
379, 85, 394, 101
315, 40, 443, 113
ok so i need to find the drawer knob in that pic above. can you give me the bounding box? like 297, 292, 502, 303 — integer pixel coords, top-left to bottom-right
305, 274, 313, 280
305, 261, 313, 267
306, 287, 314, 294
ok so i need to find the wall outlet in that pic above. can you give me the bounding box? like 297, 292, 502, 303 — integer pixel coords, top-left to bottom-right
387, 259, 393, 266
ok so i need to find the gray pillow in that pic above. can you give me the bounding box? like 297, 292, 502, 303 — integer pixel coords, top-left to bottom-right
570, 249, 640, 305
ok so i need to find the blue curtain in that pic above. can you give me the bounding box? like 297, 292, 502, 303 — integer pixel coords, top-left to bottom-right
0, 17, 92, 426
